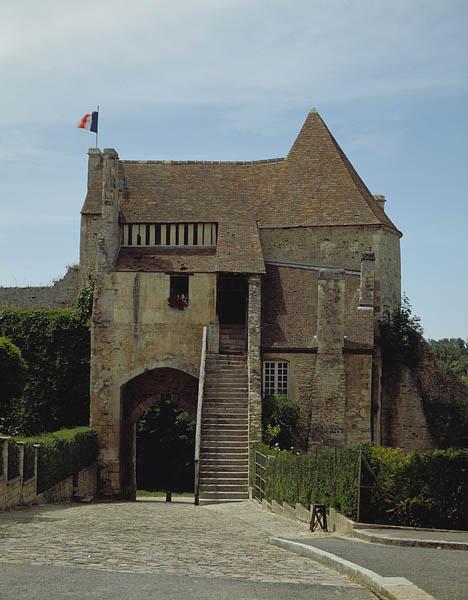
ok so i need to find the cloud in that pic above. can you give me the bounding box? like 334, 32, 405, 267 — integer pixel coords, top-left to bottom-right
1, 0, 467, 128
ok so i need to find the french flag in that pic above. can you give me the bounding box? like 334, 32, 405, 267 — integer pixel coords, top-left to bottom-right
77, 111, 98, 133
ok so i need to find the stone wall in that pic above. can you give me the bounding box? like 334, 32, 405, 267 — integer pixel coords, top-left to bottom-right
261, 264, 375, 349
259, 224, 400, 317
344, 354, 373, 444
75, 463, 98, 498
261, 351, 373, 449
0, 265, 80, 309
381, 347, 468, 451
91, 270, 216, 496
36, 476, 74, 504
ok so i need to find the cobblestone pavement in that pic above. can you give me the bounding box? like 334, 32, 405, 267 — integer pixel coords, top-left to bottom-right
0, 498, 368, 591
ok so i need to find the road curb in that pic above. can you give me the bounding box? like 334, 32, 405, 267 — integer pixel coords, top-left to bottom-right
353, 528, 468, 551
271, 537, 435, 600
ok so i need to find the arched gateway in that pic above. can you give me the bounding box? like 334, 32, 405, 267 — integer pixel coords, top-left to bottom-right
120, 367, 198, 500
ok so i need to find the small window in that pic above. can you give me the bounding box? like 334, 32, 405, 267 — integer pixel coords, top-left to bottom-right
263, 361, 288, 397
169, 275, 189, 309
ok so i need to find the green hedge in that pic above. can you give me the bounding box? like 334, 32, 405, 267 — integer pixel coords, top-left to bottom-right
362, 446, 468, 530
263, 445, 361, 519
17, 427, 98, 493
0, 308, 90, 435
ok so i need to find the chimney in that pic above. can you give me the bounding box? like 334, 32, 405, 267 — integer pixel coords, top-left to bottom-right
87, 148, 102, 191
374, 194, 386, 211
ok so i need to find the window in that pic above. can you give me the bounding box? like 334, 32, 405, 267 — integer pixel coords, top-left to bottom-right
121, 223, 218, 247
168, 275, 189, 310
263, 361, 288, 397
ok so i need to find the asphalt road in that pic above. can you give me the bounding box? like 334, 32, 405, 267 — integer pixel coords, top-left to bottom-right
289, 536, 468, 600
358, 527, 468, 543
0, 563, 377, 600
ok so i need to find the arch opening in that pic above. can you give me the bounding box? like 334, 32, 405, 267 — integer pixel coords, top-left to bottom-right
120, 367, 198, 500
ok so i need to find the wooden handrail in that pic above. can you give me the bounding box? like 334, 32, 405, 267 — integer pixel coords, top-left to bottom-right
194, 326, 208, 505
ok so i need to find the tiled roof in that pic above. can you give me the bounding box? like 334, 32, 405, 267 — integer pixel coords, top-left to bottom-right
82, 111, 400, 235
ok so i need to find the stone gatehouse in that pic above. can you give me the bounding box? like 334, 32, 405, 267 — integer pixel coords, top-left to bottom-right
1, 110, 411, 502
77, 110, 401, 500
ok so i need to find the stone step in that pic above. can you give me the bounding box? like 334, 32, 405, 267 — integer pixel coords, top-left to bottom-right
203, 422, 248, 428
203, 408, 248, 414
205, 372, 247, 378
205, 388, 247, 393
203, 416, 248, 422
203, 436, 249, 443
201, 440, 248, 447
203, 427, 248, 433
202, 427, 248, 434
199, 491, 249, 501
204, 400, 248, 405
207, 358, 246, 364
199, 484, 248, 493
200, 469, 248, 477
205, 385, 248, 391
201, 460, 249, 469
201, 451, 249, 459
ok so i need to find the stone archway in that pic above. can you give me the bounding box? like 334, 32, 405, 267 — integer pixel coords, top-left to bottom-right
120, 367, 198, 500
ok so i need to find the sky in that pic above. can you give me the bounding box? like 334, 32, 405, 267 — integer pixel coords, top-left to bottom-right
0, 0, 467, 339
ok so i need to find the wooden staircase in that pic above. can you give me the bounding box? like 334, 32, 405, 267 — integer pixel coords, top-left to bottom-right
198, 354, 249, 504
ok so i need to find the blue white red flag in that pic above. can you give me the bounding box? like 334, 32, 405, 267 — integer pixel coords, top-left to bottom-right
77, 111, 98, 133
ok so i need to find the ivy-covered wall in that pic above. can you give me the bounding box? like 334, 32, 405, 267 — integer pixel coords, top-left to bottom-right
379, 298, 468, 449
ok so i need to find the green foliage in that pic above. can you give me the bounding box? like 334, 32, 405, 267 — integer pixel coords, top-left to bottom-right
262, 446, 361, 519
362, 446, 468, 530
379, 295, 424, 370
262, 394, 300, 448
75, 283, 94, 323
17, 427, 98, 493
429, 338, 468, 386
136, 398, 196, 492
0, 308, 90, 435
421, 392, 468, 448
0, 337, 28, 433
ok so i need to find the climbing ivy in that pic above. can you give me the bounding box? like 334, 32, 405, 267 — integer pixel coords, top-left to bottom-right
379, 294, 424, 371
0, 336, 28, 433
75, 283, 94, 324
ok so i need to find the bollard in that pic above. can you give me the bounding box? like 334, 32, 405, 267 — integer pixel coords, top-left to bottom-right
166, 490, 172, 502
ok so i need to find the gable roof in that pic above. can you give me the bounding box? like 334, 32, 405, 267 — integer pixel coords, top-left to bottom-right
82, 111, 400, 235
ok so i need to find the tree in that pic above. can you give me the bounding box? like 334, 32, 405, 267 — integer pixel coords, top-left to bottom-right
429, 338, 468, 386
379, 294, 424, 370
0, 336, 27, 433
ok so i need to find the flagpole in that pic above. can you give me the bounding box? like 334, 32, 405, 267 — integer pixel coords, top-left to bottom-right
96, 105, 99, 148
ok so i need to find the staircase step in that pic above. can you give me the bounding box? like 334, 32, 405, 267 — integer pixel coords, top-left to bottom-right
201, 459, 249, 467
201, 470, 248, 476
199, 491, 249, 500
201, 451, 249, 459
200, 484, 248, 493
